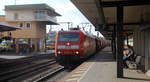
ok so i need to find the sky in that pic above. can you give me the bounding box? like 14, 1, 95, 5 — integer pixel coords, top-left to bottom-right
0, 0, 102, 37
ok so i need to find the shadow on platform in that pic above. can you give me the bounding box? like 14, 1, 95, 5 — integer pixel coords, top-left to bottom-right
123, 77, 150, 81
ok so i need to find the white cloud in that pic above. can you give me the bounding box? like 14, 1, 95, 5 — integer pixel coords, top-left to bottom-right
52, 3, 76, 12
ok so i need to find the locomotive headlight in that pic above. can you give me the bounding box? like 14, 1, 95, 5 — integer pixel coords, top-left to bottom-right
57, 51, 61, 54
75, 51, 79, 54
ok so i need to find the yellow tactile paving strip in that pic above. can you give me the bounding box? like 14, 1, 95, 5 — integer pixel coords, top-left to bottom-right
57, 62, 95, 82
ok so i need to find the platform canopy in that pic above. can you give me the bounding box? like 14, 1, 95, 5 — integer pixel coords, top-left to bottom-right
0, 23, 19, 32
71, 0, 150, 39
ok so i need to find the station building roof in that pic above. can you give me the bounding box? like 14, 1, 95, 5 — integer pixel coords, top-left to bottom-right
5, 4, 61, 16
0, 23, 19, 32
71, 0, 150, 39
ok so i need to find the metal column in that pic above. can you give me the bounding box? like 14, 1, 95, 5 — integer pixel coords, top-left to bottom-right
126, 34, 129, 45
116, 6, 124, 78
112, 25, 116, 60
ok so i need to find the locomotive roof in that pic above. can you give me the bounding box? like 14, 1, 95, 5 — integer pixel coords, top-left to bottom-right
58, 30, 104, 39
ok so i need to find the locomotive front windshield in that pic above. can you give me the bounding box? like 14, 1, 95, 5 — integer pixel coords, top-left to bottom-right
58, 33, 80, 42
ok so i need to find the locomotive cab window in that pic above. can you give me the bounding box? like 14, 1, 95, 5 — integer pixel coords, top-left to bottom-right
58, 33, 80, 42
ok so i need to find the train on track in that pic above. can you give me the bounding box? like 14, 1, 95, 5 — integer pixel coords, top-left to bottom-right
55, 30, 110, 67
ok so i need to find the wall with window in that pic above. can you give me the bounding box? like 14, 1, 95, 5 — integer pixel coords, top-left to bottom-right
2, 21, 37, 38
34, 10, 47, 19
5, 10, 57, 23
18, 22, 32, 29
5, 10, 34, 21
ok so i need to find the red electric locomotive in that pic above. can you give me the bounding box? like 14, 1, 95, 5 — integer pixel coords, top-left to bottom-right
55, 30, 108, 67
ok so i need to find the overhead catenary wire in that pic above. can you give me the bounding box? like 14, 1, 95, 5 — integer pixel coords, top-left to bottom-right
60, 0, 77, 25
64, 1, 94, 33
61, 0, 88, 25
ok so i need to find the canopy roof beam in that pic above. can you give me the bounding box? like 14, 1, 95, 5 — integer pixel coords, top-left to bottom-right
101, 0, 150, 7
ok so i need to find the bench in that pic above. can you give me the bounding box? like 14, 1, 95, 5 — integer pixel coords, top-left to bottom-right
126, 56, 142, 69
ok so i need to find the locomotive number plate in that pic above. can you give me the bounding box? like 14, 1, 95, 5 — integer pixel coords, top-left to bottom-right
66, 46, 71, 49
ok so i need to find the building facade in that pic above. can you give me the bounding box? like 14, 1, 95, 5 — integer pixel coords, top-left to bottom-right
0, 4, 60, 53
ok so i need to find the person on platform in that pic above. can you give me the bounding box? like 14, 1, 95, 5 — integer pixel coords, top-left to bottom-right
123, 45, 135, 68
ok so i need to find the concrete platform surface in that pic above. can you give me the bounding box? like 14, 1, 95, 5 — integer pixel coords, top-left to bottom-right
57, 47, 150, 82
0, 51, 53, 59
0, 55, 26, 59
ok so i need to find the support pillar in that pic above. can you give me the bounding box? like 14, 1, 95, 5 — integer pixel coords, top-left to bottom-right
112, 25, 116, 60
126, 34, 129, 45
34, 39, 38, 52
15, 38, 19, 53
44, 38, 46, 52
116, 6, 124, 78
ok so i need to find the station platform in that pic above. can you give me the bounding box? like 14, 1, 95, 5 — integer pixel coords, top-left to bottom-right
0, 55, 26, 59
58, 47, 150, 82
0, 50, 54, 59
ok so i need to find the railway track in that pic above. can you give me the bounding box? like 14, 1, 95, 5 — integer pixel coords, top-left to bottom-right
0, 59, 56, 81
0, 54, 54, 74
0, 54, 65, 82
0, 53, 54, 68
25, 65, 65, 82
